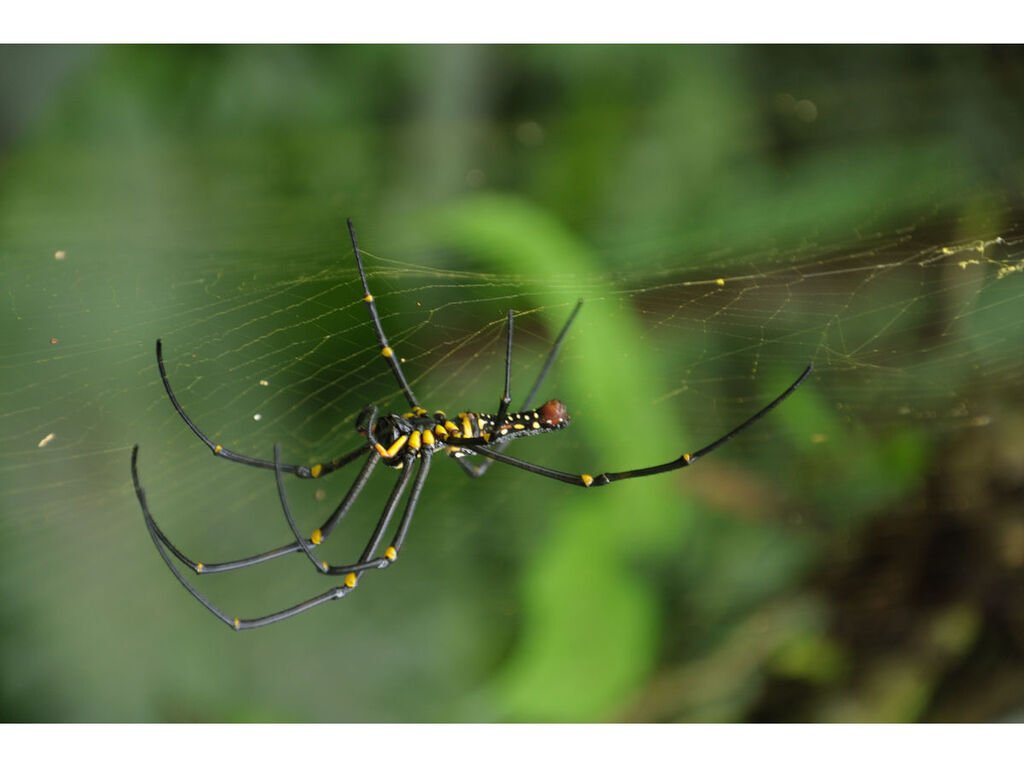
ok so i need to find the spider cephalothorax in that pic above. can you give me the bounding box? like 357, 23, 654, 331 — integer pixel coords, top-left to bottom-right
131, 217, 811, 631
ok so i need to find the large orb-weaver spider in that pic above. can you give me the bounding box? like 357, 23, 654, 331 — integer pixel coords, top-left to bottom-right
131, 219, 812, 630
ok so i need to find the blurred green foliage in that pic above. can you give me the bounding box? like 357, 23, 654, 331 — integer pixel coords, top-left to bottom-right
2, 45, 1024, 723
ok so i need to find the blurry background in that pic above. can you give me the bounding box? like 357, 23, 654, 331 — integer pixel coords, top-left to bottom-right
1, 45, 1024, 722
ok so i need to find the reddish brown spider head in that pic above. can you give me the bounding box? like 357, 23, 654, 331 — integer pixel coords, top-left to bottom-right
538, 399, 570, 428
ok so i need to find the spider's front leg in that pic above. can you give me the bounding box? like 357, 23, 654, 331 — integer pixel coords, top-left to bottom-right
157, 339, 364, 480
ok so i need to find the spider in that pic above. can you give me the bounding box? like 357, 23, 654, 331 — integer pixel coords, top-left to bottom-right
131, 218, 813, 630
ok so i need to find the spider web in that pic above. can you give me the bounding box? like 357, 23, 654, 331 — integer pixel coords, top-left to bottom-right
2, 45, 1024, 724
3, 184, 1023, 720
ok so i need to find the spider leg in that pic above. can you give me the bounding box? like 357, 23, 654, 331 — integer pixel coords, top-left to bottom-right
226, 588, 350, 631
277, 442, 385, 573
278, 446, 432, 578
157, 339, 365, 479
492, 309, 514, 427
456, 300, 584, 480
467, 364, 813, 487
132, 445, 354, 630
385, 451, 432, 560
132, 444, 377, 575
251, 448, 383, 575
517, 300, 584, 410
347, 218, 420, 410
313, 450, 382, 541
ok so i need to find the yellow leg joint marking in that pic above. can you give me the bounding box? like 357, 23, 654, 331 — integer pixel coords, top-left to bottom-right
344, 573, 358, 589
422, 429, 435, 446
310, 463, 323, 478
233, 617, 241, 630
581, 474, 594, 487
321, 561, 328, 571
363, 293, 374, 303
374, 443, 389, 458
213, 444, 223, 455
195, 562, 204, 573
408, 430, 421, 451
311, 529, 323, 546
434, 424, 448, 438
461, 414, 473, 437
444, 420, 459, 435
413, 406, 428, 416
386, 434, 409, 458
381, 345, 394, 358
715, 277, 726, 286
385, 546, 398, 562
682, 453, 692, 463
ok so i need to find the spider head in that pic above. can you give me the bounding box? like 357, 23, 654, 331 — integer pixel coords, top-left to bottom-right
537, 399, 570, 429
